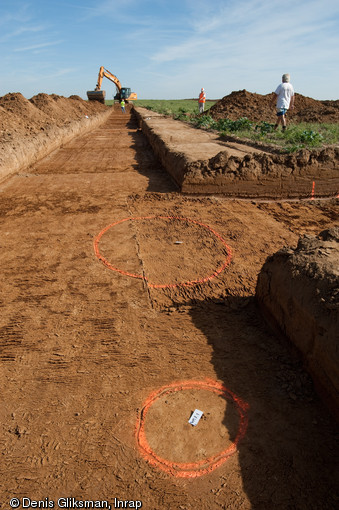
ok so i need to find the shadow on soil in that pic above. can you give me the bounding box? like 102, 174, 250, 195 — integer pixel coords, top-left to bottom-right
120, 105, 338, 506
126, 109, 178, 193
188, 296, 338, 509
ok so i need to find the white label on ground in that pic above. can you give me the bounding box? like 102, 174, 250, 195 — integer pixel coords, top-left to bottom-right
189, 409, 203, 426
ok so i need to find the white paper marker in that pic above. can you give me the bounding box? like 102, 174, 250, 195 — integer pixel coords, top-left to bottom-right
188, 409, 203, 426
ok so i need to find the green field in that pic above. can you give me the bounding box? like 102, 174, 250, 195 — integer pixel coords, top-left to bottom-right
133, 99, 216, 116
106, 98, 339, 152
106, 98, 216, 116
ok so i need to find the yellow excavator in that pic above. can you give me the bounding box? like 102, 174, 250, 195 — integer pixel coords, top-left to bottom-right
87, 66, 137, 104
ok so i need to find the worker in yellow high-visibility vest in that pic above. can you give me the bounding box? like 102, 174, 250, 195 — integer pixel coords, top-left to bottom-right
198, 88, 206, 113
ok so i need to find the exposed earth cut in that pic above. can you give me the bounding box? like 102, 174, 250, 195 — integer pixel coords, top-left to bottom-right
256, 228, 339, 420
135, 107, 339, 197
1, 92, 339, 198
0, 92, 109, 181
0, 95, 338, 509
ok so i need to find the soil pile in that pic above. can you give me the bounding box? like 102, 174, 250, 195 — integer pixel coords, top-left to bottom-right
0, 92, 109, 181
0, 93, 49, 138
208, 89, 339, 123
256, 227, 339, 419
0, 92, 107, 140
30, 93, 106, 126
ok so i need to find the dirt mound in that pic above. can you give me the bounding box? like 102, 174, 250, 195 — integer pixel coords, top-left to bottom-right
0, 92, 50, 135
208, 89, 339, 123
256, 227, 339, 419
30, 93, 107, 126
0, 92, 107, 139
0, 92, 109, 182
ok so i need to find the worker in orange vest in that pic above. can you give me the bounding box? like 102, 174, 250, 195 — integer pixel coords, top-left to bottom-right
198, 88, 206, 113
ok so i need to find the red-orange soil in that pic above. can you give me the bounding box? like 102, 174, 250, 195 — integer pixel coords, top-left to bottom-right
256, 227, 339, 420
0, 93, 109, 181
135, 107, 339, 198
0, 99, 338, 509
208, 89, 339, 123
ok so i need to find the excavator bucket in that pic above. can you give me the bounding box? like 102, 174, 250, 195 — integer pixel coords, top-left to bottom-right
87, 90, 106, 103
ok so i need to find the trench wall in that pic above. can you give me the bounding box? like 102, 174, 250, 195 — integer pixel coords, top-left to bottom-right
0, 110, 111, 183
256, 229, 339, 421
134, 107, 339, 198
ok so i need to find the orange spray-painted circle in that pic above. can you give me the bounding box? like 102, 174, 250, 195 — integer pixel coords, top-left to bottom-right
135, 379, 249, 478
93, 216, 232, 289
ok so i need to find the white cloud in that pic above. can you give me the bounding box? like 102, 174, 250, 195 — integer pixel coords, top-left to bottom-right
142, 0, 339, 98
1, 0, 338, 99
0, 23, 45, 40
150, 0, 339, 65
78, 0, 147, 24
13, 40, 64, 52
151, 37, 210, 63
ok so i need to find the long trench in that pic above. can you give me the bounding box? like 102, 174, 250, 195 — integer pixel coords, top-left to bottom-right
0, 105, 337, 509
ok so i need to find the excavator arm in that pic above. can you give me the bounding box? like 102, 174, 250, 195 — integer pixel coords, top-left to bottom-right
87, 66, 137, 103
95, 66, 122, 93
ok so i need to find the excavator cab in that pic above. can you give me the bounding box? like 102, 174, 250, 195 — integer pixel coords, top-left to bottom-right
120, 88, 131, 99
114, 88, 132, 101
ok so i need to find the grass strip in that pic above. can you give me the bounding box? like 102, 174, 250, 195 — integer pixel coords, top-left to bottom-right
109, 99, 339, 152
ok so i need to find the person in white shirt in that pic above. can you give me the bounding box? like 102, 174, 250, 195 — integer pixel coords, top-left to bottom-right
273, 74, 295, 131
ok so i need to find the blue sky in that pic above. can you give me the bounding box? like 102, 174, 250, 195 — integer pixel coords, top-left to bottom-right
1, 0, 339, 100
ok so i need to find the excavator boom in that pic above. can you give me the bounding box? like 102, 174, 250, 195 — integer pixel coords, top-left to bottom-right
87, 66, 137, 103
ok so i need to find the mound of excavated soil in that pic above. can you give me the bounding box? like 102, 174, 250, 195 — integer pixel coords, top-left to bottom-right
0, 93, 50, 138
0, 92, 109, 181
30, 93, 106, 126
0, 92, 107, 138
256, 228, 339, 419
208, 89, 339, 123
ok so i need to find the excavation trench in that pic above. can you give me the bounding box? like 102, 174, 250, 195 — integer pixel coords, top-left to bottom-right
134, 107, 339, 199
0, 103, 338, 509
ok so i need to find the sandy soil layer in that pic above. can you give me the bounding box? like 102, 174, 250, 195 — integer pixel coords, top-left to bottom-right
0, 104, 338, 509
135, 108, 339, 198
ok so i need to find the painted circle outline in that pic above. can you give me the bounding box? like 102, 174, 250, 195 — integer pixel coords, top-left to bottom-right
135, 379, 249, 478
93, 216, 232, 289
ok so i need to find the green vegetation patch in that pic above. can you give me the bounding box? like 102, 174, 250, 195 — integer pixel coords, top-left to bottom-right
134, 99, 216, 118
190, 114, 339, 152
131, 99, 338, 152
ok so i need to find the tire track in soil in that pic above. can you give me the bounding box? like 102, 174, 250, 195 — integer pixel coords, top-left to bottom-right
0, 105, 338, 509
